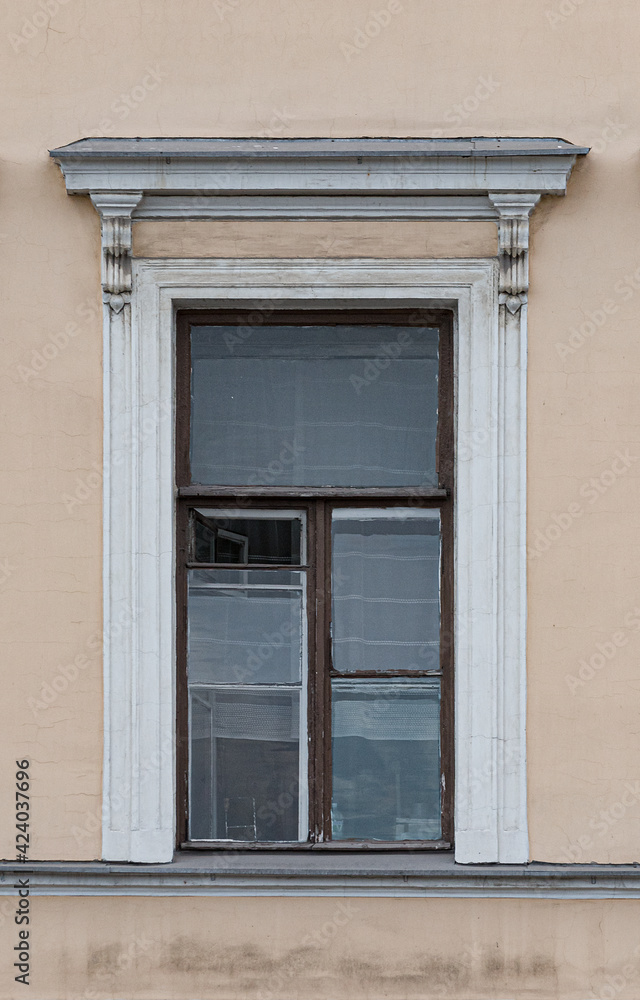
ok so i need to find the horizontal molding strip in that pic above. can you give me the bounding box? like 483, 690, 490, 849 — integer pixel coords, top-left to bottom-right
136, 194, 496, 220
2, 863, 640, 898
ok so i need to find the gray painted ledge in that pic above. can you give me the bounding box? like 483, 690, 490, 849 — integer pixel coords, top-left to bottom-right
1, 856, 639, 897
49, 136, 589, 158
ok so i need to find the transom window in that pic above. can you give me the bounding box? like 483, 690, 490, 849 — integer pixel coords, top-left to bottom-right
176, 309, 454, 849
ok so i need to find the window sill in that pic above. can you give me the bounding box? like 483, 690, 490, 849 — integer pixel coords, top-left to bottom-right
181, 841, 452, 852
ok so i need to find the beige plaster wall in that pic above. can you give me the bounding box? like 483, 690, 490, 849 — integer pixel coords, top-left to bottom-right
132, 220, 498, 258
2, 894, 640, 999
0, 0, 639, 862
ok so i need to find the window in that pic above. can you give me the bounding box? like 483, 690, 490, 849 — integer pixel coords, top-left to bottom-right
52, 138, 583, 863
176, 309, 454, 849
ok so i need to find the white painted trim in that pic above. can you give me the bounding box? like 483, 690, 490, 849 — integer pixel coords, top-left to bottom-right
103, 256, 528, 864
53, 154, 582, 197
135, 193, 496, 220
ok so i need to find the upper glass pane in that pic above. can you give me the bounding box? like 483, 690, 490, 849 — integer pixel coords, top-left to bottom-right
332, 509, 440, 673
190, 324, 439, 486
193, 510, 303, 565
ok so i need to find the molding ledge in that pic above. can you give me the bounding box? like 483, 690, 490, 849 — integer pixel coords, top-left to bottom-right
50, 137, 588, 221
1, 861, 640, 898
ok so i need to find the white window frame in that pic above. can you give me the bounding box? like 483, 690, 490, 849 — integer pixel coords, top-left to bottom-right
49, 137, 587, 864
102, 256, 520, 863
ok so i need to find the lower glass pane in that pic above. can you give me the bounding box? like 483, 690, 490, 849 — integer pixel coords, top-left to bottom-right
190, 687, 300, 841
331, 679, 441, 841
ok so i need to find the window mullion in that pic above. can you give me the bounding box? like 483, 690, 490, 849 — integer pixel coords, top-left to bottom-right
310, 498, 331, 842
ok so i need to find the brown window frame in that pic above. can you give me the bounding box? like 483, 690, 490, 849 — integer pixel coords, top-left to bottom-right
176, 308, 454, 851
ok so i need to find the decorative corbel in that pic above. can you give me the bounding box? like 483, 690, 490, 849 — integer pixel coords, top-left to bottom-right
90, 193, 142, 313
489, 193, 541, 316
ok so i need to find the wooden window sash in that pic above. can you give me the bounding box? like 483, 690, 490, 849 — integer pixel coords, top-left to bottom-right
176, 309, 454, 850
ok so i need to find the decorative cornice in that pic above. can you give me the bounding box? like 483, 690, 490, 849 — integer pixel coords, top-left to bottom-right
90, 192, 142, 312
51, 137, 588, 221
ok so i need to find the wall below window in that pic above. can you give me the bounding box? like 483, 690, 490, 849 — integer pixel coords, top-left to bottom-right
1, 893, 638, 999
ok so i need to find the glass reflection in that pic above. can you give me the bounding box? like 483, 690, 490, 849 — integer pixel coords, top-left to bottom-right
188, 569, 303, 685
331, 680, 441, 841
190, 325, 439, 487
332, 509, 440, 673
193, 512, 302, 565
190, 688, 300, 841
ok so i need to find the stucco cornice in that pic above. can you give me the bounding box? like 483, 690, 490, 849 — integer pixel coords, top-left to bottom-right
49, 136, 588, 220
